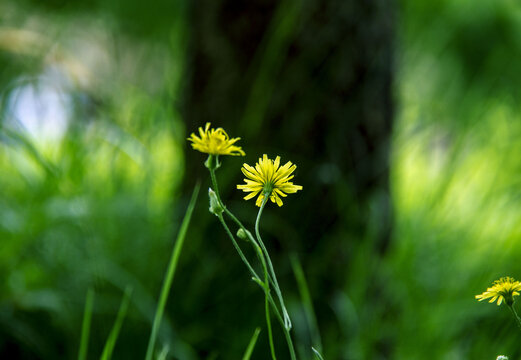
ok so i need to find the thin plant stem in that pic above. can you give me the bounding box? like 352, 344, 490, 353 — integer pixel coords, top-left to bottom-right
212, 167, 290, 332
218, 212, 276, 359
78, 288, 94, 360
267, 284, 297, 360
258, 243, 277, 360
224, 203, 291, 330
208, 167, 251, 242
290, 253, 323, 353
312, 347, 325, 360
508, 304, 521, 330
210, 166, 264, 280
255, 197, 292, 330
217, 214, 260, 283
242, 327, 262, 360
209, 164, 224, 206
101, 286, 133, 360
209, 166, 296, 360
145, 183, 200, 360
218, 212, 293, 357
252, 269, 297, 360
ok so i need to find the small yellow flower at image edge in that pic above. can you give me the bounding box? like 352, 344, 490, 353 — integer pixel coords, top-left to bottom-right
237, 154, 303, 207
475, 276, 521, 306
187, 122, 245, 156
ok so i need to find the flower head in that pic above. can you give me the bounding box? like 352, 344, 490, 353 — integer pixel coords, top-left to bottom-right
187, 122, 245, 156
237, 154, 302, 207
475, 277, 521, 306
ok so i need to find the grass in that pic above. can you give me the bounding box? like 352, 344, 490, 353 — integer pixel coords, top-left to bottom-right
145, 183, 200, 360
3, 0, 521, 358
101, 286, 133, 360
242, 327, 261, 360
78, 288, 94, 360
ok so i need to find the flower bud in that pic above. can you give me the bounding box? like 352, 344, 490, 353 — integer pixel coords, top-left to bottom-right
497, 356, 508, 360
236, 228, 252, 241
208, 188, 223, 216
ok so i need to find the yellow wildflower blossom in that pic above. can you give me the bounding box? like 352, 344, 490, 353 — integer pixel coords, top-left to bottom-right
187, 122, 245, 156
237, 154, 302, 207
475, 277, 521, 306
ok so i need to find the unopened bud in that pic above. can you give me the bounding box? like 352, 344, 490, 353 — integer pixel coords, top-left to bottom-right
237, 228, 252, 241
208, 188, 223, 216
497, 356, 509, 360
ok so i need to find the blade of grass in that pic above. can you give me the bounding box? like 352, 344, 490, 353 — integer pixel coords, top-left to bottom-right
290, 253, 323, 353
312, 347, 324, 360
242, 327, 261, 360
145, 182, 201, 360
156, 345, 169, 360
241, 0, 301, 137
78, 288, 95, 360
100, 286, 133, 360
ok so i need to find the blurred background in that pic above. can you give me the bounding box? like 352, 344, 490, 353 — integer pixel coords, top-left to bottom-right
1, 0, 521, 359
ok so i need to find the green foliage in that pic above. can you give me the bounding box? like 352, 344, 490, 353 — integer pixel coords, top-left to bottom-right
146, 184, 200, 360
101, 286, 132, 360
242, 327, 261, 360
78, 288, 94, 360
2, 0, 521, 358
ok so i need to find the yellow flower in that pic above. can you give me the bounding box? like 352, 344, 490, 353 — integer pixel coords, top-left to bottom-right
475, 277, 521, 306
237, 154, 303, 207
187, 122, 245, 156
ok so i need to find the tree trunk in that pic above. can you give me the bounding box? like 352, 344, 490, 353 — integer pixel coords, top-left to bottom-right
182, 0, 394, 357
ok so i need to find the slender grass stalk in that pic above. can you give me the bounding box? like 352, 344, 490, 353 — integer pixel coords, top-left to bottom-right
78, 288, 94, 360
508, 304, 521, 330
145, 183, 201, 360
290, 253, 323, 353
242, 327, 262, 360
156, 345, 170, 360
312, 347, 325, 360
254, 198, 292, 331
100, 286, 133, 360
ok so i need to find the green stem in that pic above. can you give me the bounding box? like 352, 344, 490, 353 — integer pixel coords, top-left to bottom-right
257, 243, 277, 360
209, 168, 223, 203
101, 286, 133, 360
145, 183, 200, 360
218, 214, 292, 358
209, 167, 263, 282
312, 347, 325, 360
217, 214, 260, 282
78, 288, 94, 360
508, 304, 521, 330
253, 279, 297, 360
242, 327, 262, 360
290, 253, 323, 353
255, 197, 292, 331
209, 168, 296, 360
224, 204, 291, 327
217, 214, 276, 359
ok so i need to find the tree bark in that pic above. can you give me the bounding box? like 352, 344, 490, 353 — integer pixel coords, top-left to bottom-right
183, 0, 394, 357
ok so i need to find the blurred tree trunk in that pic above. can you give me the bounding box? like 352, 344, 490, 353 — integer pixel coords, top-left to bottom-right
182, 0, 394, 357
